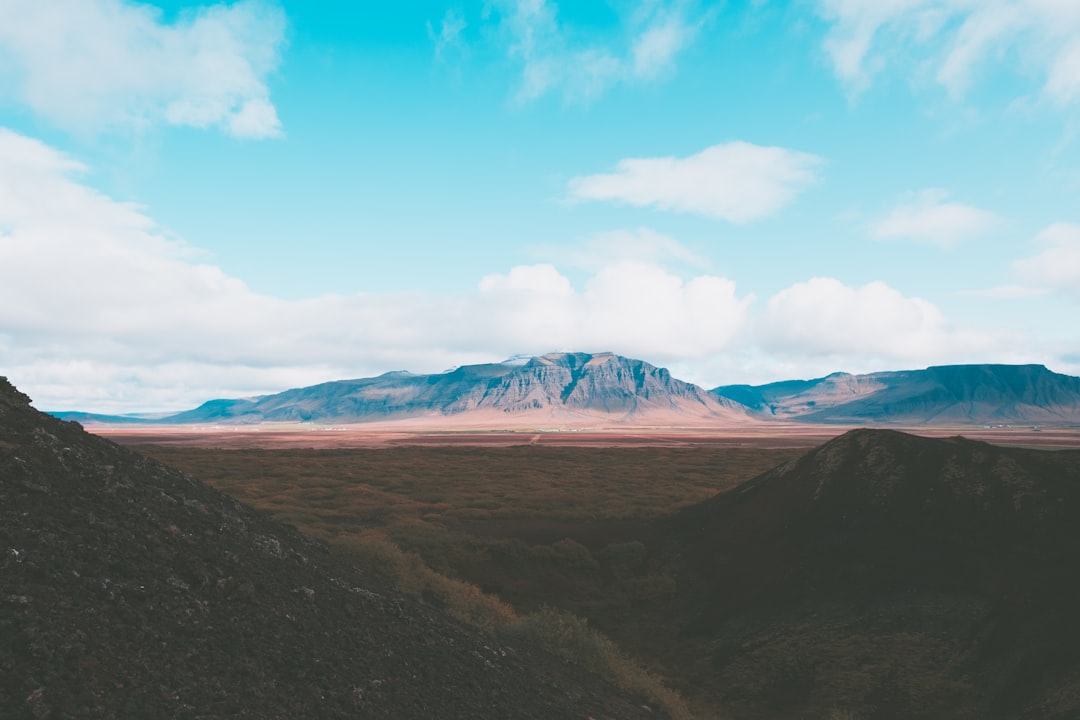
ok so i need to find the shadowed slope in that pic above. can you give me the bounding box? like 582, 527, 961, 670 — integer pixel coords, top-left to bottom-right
0, 377, 665, 720
662, 429, 1080, 719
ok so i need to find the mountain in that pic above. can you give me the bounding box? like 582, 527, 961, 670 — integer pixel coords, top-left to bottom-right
163, 351, 751, 426
658, 428, 1080, 718
712, 363, 1080, 425
0, 377, 664, 719
48, 411, 158, 424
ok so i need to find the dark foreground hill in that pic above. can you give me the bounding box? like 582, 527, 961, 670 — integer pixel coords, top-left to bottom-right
712, 363, 1080, 425
660, 429, 1080, 719
0, 377, 663, 720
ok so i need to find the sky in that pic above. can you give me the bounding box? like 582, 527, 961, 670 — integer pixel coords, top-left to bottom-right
1, 0, 1079, 413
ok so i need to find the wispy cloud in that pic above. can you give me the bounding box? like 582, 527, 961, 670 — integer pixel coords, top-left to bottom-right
1014, 222, 1080, 295
529, 228, 711, 271
428, 8, 468, 64
0, 0, 286, 138
486, 0, 704, 103
955, 285, 1050, 299
869, 189, 1001, 246
817, 0, 1080, 105
568, 142, 823, 222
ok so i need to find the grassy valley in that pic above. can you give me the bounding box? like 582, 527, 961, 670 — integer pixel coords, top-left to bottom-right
131, 434, 1080, 720
134, 443, 804, 717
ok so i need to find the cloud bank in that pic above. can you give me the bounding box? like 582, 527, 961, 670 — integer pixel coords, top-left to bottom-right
0, 129, 1018, 412
0, 0, 286, 138
759, 277, 1002, 360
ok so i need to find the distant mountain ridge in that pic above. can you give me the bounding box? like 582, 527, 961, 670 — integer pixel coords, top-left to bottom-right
712, 363, 1080, 424
49, 358, 1080, 427
160, 351, 750, 426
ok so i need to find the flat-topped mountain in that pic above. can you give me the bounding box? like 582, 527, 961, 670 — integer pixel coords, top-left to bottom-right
0, 376, 664, 719
661, 428, 1080, 718
712, 363, 1080, 425
161, 352, 750, 426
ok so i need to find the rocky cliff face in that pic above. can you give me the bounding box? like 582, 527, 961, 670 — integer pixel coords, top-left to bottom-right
471, 353, 741, 416
0, 377, 664, 719
164, 352, 750, 425
712, 363, 1080, 424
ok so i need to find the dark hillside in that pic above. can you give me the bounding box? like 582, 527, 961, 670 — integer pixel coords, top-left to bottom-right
0, 377, 663, 720
662, 429, 1080, 719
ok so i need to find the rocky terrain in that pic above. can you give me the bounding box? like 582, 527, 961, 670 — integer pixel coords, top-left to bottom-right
0, 376, 666, 719
142, 352, 749, 426
658, 428, 1080, 718
712, 363, 1080, 425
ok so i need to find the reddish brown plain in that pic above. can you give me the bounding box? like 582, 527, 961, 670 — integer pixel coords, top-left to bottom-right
96, 422, 1080, 450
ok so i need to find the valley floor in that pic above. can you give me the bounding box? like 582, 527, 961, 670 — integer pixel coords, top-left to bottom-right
94, 422, 1080, 450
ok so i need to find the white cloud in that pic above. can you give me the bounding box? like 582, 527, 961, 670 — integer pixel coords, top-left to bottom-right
475, 260, 751, 360
817, 0, 1080, 104
568, 142, 823, 222
0, 0, 286, 138
1014, 222, 1080, 294
631, 12, 694, 80
488, 0, 701, 102
869, 189, 1001, 246
759, 277, 1006, 360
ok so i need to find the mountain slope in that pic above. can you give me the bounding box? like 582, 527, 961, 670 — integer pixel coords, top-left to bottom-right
0, 377, 664, 720
712, 363, 1080, 424
658, 429, 1080, 718
165, 352, 750, 425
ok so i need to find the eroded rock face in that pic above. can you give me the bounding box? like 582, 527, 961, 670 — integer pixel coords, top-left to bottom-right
0, 376, 663, 720
163, 352, 750, 424
471, 353, 741, 416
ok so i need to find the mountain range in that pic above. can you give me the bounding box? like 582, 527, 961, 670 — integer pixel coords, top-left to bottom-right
48, 353, 1080, 427
712, 363, 1080, 424
91, 351, 751, 427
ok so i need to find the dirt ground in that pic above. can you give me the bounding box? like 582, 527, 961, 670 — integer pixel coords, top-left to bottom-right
93, 422, 1080, 450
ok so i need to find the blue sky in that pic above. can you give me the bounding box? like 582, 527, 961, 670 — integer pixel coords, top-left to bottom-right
1, 0, 1079, 412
